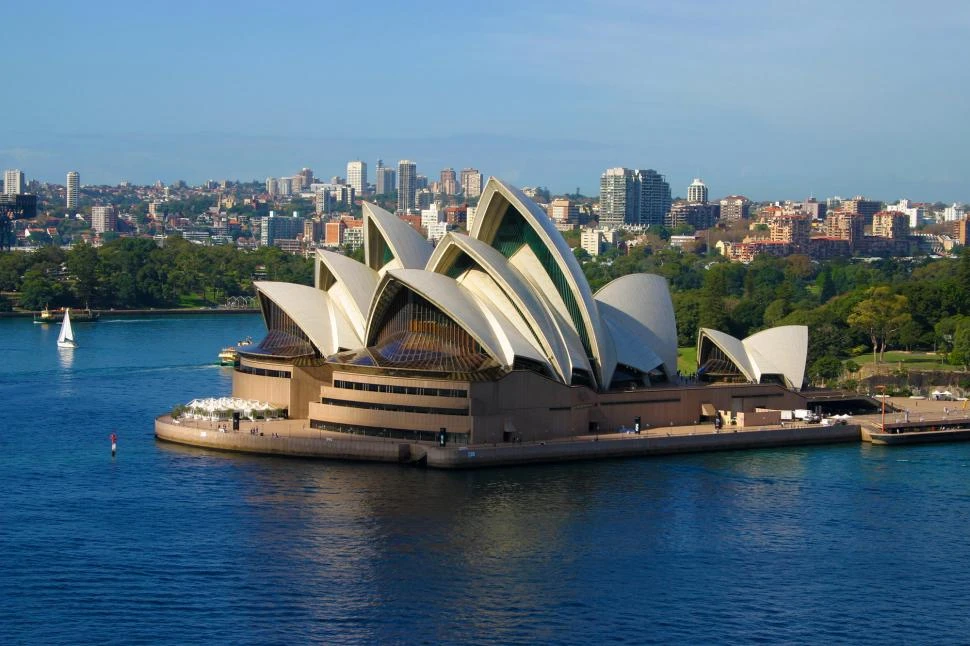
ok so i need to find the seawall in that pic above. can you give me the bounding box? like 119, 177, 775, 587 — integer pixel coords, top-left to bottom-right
155, 416, 861, 469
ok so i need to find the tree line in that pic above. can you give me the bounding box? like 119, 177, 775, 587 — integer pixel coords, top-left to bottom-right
0, 237, 312, 311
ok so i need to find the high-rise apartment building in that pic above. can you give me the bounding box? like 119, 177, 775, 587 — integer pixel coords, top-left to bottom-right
439, 168, 458, 195
4, 169, 25, 195
638, 169, 671, 226
599, 167, 671, 228
66, 171, 79, 210
299, 168, 314, 187
376, 166, 396, 195
266, 177, 278, 196
91, 205, 117, 234
398, 160, 417, 213
347, 160, 367, 194
599, 168, 637, 228
687, 178, 708, 204
719, 195, 750, 220
277, 177, 292, 197
460, 168, 483, 198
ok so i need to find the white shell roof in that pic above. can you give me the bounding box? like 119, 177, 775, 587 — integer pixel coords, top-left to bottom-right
367, 268, 505, 364
595, 274, 679, 381
314, 249, 378, 339
362, 202, 432, 273
254, 281, 361, 355
698, 325, 808, 389
427, 232, 573, 382
743, 325, 808, 389
470, 177, 614, 389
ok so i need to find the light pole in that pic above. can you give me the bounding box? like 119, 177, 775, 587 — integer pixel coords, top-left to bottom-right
877, 385, 887, 432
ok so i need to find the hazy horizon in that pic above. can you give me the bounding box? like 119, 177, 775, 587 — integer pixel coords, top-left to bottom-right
3, 0, 968, 202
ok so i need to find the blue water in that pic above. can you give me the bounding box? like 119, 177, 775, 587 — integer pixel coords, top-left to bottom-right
2, 315, 970, 644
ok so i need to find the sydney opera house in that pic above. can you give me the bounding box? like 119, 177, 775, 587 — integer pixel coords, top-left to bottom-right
222, 178, 810, 447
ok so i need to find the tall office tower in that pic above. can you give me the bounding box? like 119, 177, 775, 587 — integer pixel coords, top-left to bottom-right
599, 168, 637, 228
460, 168, 483, 198
719, 195, 750, 220
291, 174, 305, 193
398, 160, 417, 213
277, 177, 292, 197
637, 169, 671, 226
687, 178, 708, 204
376, 167, 396, 195
266, 177, 278, 196
66, 171, 80, 210
91, 205, 117, 234
347, 160, 367, 194
299, 168, 314, 187
4, 169, 25, 195
440, 168, 458, 195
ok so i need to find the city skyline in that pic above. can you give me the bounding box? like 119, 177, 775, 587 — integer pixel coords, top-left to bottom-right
2, 1, 968, 201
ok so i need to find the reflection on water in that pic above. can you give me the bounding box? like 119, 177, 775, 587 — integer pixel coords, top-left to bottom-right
5, 315, 970, 644
56, 346, 74, 370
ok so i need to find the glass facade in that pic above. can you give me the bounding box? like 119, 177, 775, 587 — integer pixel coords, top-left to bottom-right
245, 296, 316, 358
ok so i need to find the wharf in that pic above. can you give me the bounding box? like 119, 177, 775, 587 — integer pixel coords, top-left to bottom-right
155, 415, 861, 469
858, 396, 970, 446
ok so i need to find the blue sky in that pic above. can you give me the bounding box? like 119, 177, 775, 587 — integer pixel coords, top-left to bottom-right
3, 0, 968, 201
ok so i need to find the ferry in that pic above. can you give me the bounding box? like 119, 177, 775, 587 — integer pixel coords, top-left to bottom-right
217, 337, 252, 366
218, 347, 239, 366
34, 305, 100, 324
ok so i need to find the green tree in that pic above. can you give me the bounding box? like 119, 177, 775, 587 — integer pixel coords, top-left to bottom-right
67, 242, 100, 306
809, 355, 844, 386
847, 287, 912, 364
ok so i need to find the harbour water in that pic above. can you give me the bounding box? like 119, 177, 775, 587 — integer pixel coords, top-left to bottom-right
3, 314, 970, 644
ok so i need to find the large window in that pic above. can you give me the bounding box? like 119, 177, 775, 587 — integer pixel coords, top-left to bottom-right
333, 379, 466, 398
310, 419, 469, 445
321, 397, 468, 416
236, 364, 292, 379
244, 296, 316, 358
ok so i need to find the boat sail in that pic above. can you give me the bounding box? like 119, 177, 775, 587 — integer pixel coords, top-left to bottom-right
57, 308, 77, 348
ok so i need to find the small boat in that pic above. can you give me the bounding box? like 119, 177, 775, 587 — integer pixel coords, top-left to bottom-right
218, 347, 239, 366
33, 305, 55, 324
57, 308, 78, 349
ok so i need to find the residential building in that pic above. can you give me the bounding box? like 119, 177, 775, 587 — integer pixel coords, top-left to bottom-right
277, 177, 292, 197
66, 171, 79, 210
398, 160, 417, 213
548, 198, 579, 226
719, 195, 750, 220
842, 196, 881, 224
954, 217, 970, 246
266, 177, 277, 196
800, 198, 826, 220
887, 199, 925, 229
460, 168, 483, 198
599, 168, 637, 228
687, 178, 708, 204
824, 210, 865, 249
440, 168, 458, 195
637, 169, 672, 227
260, 213, 304, 246
299, 168, 314, 187
347, 161, 367, 194
666, 201, 719, 230
91, 205, 117, 234
943, 203, 966, 222
767, 213, 811, 252
872, 211, 909, 239
4, 169, 25, 195
376, 166, 396, 195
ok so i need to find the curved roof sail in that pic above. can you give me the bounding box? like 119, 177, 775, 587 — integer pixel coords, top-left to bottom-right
697, 325, 808, 389
427, 232, 574, 382
595, 274, 679, 381
470, 177, 614, 388
314, 249, 378, 339
362, 202, 432, 274
254, 281, 361, 356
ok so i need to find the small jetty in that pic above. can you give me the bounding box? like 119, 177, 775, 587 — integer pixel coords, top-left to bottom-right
860, 396, 970, 446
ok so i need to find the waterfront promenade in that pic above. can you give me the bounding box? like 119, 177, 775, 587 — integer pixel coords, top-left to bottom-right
155, 414, 862, 468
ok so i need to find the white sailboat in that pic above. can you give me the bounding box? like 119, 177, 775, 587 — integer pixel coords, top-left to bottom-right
57, 308, 77, 349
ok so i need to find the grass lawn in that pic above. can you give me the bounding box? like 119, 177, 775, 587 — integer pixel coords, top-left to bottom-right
847, 351, 949, 370
678, 346, 697, 375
